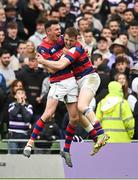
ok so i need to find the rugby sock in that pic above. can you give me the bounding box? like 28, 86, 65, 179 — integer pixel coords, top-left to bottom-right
30, 119, 45, 141
84, 124, 97, 142
64, 123, 75, 152
89, 129, 98, 142
93, 121, 104, 136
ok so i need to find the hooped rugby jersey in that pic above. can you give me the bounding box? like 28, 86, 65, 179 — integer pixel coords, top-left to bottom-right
64, 42, 95, 80
37, 36, 73, 83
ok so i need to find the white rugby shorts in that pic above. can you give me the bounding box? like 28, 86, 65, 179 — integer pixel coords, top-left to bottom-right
48, 77, 78, 103
77, 73, 100, 95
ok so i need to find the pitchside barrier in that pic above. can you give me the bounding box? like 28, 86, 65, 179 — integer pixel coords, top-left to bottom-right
0, 140, 138, 178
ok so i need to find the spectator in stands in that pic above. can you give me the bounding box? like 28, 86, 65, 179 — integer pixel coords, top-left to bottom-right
118, 32, 129, 47
77, 17, 89, 42
3, 21, 20, 56
127, 20, 138, 65
101, 27, 112, 46
0, 73, 7, 139
108, 19, 120, 41
96, 81, 134, 142
128, 77, 138, 139
110, 55, 130, 81
4, 4, 28, 40
54, 2, 76, 33
81, 29, 96, 57
115, 1, 128, 19
83, 11, 103, 31
128, 77, 138, 113
91, 53, 110, 103
120, 9, 135, 32
8, 88, 33, 154
114, 72, 131, 99
48, 7, 60, 21
110, 38, 133, 68
0, 7, 6, 30
7, 79, 24, 104
133, 0, 138, 19
13, 41, 27, 69
3, 79, 24, 137
29, 18, 46, 48
0, 29, 5, 48
18, 0, 44, 37
83, 12, 101, 39
90, 0, 111, 26
93, 36, 112, 65
23, 40, 36, 65
0, 49, 16, 93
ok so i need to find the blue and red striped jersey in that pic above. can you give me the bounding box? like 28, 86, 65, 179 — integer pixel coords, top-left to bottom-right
37, 36, 73, 83
64, 42, 95, 80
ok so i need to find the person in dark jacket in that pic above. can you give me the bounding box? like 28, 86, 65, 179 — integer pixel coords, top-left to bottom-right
0, 73, 7, 139
16, 53, 47, 123
8, 88, 33, 154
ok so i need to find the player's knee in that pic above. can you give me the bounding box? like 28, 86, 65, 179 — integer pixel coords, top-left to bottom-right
69, 114, 79, 125
77, 104, 85, 113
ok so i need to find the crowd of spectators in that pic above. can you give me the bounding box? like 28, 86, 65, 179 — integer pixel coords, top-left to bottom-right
0, 0, 138, 152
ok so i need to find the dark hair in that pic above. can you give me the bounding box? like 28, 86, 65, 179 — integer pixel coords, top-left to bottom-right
84, 28, 93, 34
7, 22, 18, 29
28, 52, 37, 60
119, 32, 129, 39
64, 27, 79, 38
78, 17, 86, 26
115, 55, 129, 65
108, 19, 120, 25
128, 20, 138, 28
50, 7, 59, 15
11, 80, 24, 96
44, 20, 59, 29
82, 3, 92, 10
114, 72, 129, 99
36, 18, 45, 25
0, 49, 11, 56
54, 2, 66, 10
15, 88, 25, 94
123, 8, 134, 14
101, 27, 111, 32
83, 12, 93, 16
119, 0, 128, 6
91, 53, 102, 62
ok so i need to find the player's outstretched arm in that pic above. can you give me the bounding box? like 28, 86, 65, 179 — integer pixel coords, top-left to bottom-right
37, 53, 70, 71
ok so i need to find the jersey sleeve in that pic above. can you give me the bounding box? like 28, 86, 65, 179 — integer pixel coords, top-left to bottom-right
37, 46, 53, 60
64, 46, 83, 63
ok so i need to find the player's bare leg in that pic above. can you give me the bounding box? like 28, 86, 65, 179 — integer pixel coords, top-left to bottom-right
78, 88, 109, 155
60, 102, 79, 167
23, 98, 59, 158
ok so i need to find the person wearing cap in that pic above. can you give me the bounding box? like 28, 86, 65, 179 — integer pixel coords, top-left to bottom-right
93, 36, 113, 66
109, 38, 133, 68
